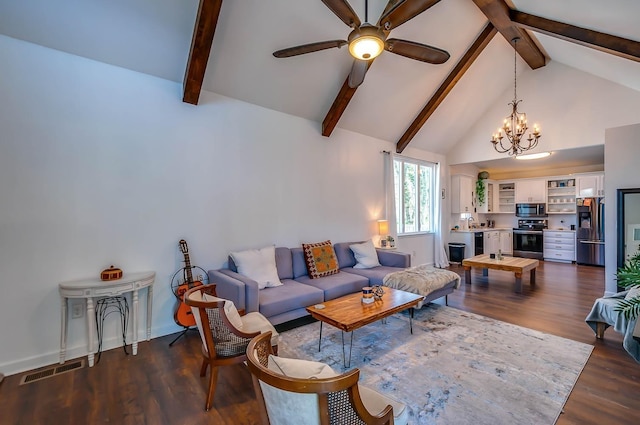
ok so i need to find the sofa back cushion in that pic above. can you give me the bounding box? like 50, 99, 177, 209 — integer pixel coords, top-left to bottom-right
334, 241, 365, 268
291, 248, 308, 278
228, 247, 293, 281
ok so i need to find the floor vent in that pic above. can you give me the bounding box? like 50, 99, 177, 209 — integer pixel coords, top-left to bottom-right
19, 359, 85, 385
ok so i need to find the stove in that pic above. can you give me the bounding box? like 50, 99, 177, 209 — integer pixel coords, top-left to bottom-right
513, 219, 547, 259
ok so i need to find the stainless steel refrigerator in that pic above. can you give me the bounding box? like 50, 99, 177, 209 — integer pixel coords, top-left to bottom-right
576, 197, 605, 266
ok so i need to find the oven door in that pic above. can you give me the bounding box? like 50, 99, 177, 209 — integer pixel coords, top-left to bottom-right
513, 230, 544, 259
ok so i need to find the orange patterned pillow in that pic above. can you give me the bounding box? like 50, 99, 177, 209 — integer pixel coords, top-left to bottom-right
302, 240, 339, 279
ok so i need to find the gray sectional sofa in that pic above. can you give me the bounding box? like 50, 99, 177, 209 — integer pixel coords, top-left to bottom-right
208, 242, 411, 325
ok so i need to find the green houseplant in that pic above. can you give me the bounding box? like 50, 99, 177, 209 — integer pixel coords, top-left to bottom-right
476, 171, 489, 206
615, 251, 640, 320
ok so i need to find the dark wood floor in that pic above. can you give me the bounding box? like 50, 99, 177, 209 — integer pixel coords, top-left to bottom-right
1, 261, 639, 424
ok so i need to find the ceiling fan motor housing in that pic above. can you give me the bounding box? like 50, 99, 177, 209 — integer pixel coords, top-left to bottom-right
348, 23, 386, 60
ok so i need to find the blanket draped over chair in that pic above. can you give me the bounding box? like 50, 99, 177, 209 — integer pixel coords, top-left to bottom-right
585, 290, 640, 363
383, 264, 461, 309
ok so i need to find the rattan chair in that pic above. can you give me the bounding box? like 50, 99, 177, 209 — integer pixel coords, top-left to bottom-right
184, 285, 278, 411
246, 331, 407, 425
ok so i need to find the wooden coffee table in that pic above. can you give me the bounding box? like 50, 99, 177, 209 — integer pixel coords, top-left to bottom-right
462, 254, 539, 293
306, 288, 423, 368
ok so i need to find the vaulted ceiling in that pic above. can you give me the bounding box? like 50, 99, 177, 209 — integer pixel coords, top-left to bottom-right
1, 0, 639, 165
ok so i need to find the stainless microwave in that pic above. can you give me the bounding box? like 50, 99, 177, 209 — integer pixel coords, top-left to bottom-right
516, 203, 547, 218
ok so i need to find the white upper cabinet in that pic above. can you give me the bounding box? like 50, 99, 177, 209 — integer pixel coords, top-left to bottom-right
451, 175, 474, 213
577, 173, 605, 197
515, 179, 546, 203
476, 180, 494, 214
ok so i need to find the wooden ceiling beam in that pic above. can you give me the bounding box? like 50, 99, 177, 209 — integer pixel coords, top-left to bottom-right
183, 0, 223, 105
395, 23, 497, 153
510, 10, 640, 63
472, 0, 547, 69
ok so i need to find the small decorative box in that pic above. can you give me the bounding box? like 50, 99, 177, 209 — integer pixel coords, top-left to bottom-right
101, 265, 123, 281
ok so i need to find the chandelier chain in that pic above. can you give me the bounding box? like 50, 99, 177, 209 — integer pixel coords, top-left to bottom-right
490, 36, 541, 156
513, 38, 517, 102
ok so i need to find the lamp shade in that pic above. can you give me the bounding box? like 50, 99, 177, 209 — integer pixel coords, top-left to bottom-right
377, 219, 389, 235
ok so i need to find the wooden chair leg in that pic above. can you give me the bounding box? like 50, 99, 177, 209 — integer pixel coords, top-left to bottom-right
205, 366, 219, 411
596, 322, 606, 339
272, 344, 278, 356
200, 358, 208, 377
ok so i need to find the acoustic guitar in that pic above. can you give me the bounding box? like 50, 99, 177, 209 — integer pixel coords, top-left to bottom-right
173, 239, 203, 328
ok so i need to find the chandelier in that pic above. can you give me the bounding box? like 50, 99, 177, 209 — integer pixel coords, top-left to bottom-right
491, 37, 541, 156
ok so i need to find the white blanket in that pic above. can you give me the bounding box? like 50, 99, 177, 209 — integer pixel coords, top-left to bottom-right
383, 264, 461, 308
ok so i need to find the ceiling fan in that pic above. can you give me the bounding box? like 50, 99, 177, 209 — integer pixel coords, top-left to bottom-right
273, 0, 450, 88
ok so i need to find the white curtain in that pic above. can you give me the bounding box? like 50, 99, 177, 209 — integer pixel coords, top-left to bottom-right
433, 163, 450, 268
384, 152, 398, 243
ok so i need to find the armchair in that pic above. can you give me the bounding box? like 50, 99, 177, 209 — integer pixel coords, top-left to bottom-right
184, 285, 279, 411
246, 331, 408, 425
585, 290, 640, 363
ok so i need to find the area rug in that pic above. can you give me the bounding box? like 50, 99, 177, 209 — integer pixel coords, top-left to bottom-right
278, 305, 593, 425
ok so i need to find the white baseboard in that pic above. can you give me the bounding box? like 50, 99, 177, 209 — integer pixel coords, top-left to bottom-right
0, 323, 184, 376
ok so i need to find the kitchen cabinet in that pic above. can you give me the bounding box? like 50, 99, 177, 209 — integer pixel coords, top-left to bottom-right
500, 230, 513, 254
484, 231, 500, 255
476, 180, 494, 213
484, 230, 512, 255
515, 179, 546, 203
547, 178, 577, 213
577, 173, 604, 198
497, 182, 515, 213
451, 175, 474, 213
543, 230, 576, 263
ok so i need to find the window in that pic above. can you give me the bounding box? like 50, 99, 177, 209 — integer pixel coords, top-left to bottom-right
394, 157, 436, 235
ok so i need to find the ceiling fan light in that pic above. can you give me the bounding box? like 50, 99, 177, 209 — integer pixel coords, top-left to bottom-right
349, 35, 384, 60
348, 24, 385, 60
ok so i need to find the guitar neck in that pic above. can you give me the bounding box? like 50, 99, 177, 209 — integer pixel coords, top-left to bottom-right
183, 253, 195, 285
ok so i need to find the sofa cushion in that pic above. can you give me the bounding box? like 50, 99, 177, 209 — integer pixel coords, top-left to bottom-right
229, 245, 283, 290
258, 279, 324, 319
342, 266, 403, 286
302, 240, 339, 279
295, 271, 369, 300
333, 241, 360, 269
349, 240, 381, 269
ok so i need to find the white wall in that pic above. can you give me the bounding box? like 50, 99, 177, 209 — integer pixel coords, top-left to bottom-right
604, 123, 640, 295
448, 61, 640, 165
0, 35, 445, 374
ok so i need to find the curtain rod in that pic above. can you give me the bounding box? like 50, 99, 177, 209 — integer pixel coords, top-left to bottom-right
381, 150, 439, 165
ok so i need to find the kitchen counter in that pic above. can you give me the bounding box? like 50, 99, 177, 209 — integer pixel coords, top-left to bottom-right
545, 228, 575, 232
451, 228, 512, 233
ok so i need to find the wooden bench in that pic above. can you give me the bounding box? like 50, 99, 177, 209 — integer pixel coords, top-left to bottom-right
462, 254, 539, 293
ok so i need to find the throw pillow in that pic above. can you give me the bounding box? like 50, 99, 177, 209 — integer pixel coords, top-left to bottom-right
350, 240, 381, 269
229, 245, 283, 290
625, 286, 640, 300
302, 240, 339, 279
202, 292, 244, 330
267, 355, 338, 379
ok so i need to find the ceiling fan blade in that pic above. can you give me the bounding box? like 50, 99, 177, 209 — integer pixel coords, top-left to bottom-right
385, 38, 450, 64
273, 40, 348, 58
378, 0, 441, 31
348, 59, 368, 88
321, 0, 361, 28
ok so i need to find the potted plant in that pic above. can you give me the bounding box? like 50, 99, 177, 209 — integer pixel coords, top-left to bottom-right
476, 171, 489, 206
615, 251, 640, 320
386, 235, 395, 248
